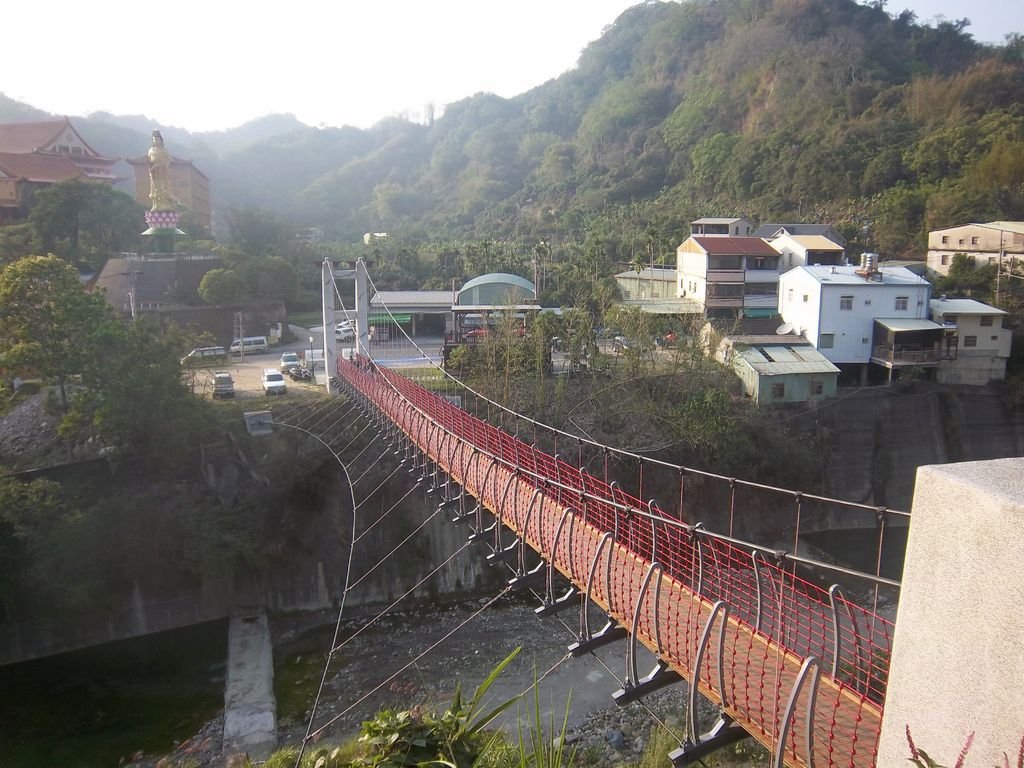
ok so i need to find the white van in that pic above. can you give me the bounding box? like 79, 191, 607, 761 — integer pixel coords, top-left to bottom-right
230, 336, 269, 355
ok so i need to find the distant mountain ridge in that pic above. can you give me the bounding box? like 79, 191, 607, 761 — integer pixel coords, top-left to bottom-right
2, 0, 1023, 257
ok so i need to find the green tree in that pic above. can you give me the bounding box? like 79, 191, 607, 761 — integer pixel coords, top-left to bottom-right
63, 318, 206, 465
0, 255, 111, 409
934, 254, 997, 299
198, 268, 246, 305
28, 179, 144, 269
0, 223, 34, 267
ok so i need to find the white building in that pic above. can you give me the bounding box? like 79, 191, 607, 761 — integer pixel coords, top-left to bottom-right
929, 298, 1011, 385
768, 233, 846, 271
926, 221, 1024, 276
676, 235, 782, 318
778, 264, 933, 365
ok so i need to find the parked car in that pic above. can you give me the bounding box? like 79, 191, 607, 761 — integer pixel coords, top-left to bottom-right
181, 346, 227, 366
211, 371, 235, 399
279, 352, 302, 372
230, 336, 269, 355
335, 325, 355, 341
464, 327, 490, 339
261, 368, 287, 396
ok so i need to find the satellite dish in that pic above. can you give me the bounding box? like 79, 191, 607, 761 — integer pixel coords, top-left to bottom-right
776, 323, 794, 335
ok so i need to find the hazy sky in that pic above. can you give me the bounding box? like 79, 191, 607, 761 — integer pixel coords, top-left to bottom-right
5, 0, 1021, 133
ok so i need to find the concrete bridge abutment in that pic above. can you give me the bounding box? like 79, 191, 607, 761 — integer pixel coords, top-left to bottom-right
878, 457, 1024, 767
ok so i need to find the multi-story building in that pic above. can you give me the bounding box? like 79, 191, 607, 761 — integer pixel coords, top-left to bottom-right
0, 117, 119, 223
926, 221, 1024, 276
126, 154, 212, 230
676, 235, 781, 318
929, 297, 1011, 385
778, 260, 938, 381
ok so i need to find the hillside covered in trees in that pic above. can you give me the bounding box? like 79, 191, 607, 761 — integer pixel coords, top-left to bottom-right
4, 0, 1023, 262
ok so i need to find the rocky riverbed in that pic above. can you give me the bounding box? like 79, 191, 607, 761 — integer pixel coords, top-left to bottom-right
136, 593, 765, 768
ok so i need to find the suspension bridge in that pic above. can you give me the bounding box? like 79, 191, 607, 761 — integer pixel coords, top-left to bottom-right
303, 258, 907, 767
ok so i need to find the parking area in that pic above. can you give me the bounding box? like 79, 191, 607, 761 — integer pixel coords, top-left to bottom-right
185, 349, 325, 400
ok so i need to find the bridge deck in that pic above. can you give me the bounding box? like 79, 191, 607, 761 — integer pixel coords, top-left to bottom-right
339, 360, 888, 768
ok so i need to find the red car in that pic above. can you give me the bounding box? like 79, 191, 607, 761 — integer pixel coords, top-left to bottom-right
465, 327, 490, 339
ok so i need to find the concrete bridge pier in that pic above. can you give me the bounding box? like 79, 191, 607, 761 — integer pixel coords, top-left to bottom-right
878, 458, 1024, 767
222, 606, 277, 763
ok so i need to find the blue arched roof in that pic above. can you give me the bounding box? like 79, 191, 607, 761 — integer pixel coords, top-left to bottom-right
456, 273, 536, 306
459, 273, 535, 294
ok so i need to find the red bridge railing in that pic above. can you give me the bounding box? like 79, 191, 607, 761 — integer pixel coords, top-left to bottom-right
338, 357, 893, 767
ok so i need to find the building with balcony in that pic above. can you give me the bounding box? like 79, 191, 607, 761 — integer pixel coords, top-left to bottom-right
676, 236, 782, 319
929, 297, 1010, 385
926, 221, 1024, 277
0, 117, 119, 223
778, 262, 937, 381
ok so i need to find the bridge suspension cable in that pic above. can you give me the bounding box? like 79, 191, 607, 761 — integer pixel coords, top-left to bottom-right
350, 269, 908, 522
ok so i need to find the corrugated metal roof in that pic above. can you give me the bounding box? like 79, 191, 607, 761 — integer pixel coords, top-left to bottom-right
930, 298, 1006, 315
737, 344, 840, 375
788, 235, 844, 251
694, 236, 778, 255
370, 291, 453, 307
693, 217, 746, 224
986, 221, 1024, 235
797, 265, 929, 286
614, 267, 678, 280
874, 318, 944, 331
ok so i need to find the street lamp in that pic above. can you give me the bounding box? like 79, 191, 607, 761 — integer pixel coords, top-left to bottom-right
309, 335, 315, 373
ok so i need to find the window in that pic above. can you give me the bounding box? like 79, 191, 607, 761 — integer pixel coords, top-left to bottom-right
819, 333, 835, 348
771, 383, 786, 399
964, 335, 978, 347
992, 336, 999, 341
945, 315, 958, 324
840, 295, 853, 310
862, 337, 870, 344
895, 296, 909, 311
787, 288, 794, 303
941, 254, 950, 265
941, 236, 949, 244
980, 316, 994, 327
810, 381, 823, 396
802, 294, 809, 303
864, 299, 872, 305
971, 236, 979, 245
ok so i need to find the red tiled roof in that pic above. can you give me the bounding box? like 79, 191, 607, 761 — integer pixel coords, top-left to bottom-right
694, 236, 778, 255
0, 152, 83, 183
0, 117, 108, 160
0, 118, 74, 153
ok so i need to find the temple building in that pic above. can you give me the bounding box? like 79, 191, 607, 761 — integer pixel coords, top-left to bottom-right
0, 117, 119, 223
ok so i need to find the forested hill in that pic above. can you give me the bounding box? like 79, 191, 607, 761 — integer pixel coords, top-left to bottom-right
5, 0, 1024, 256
